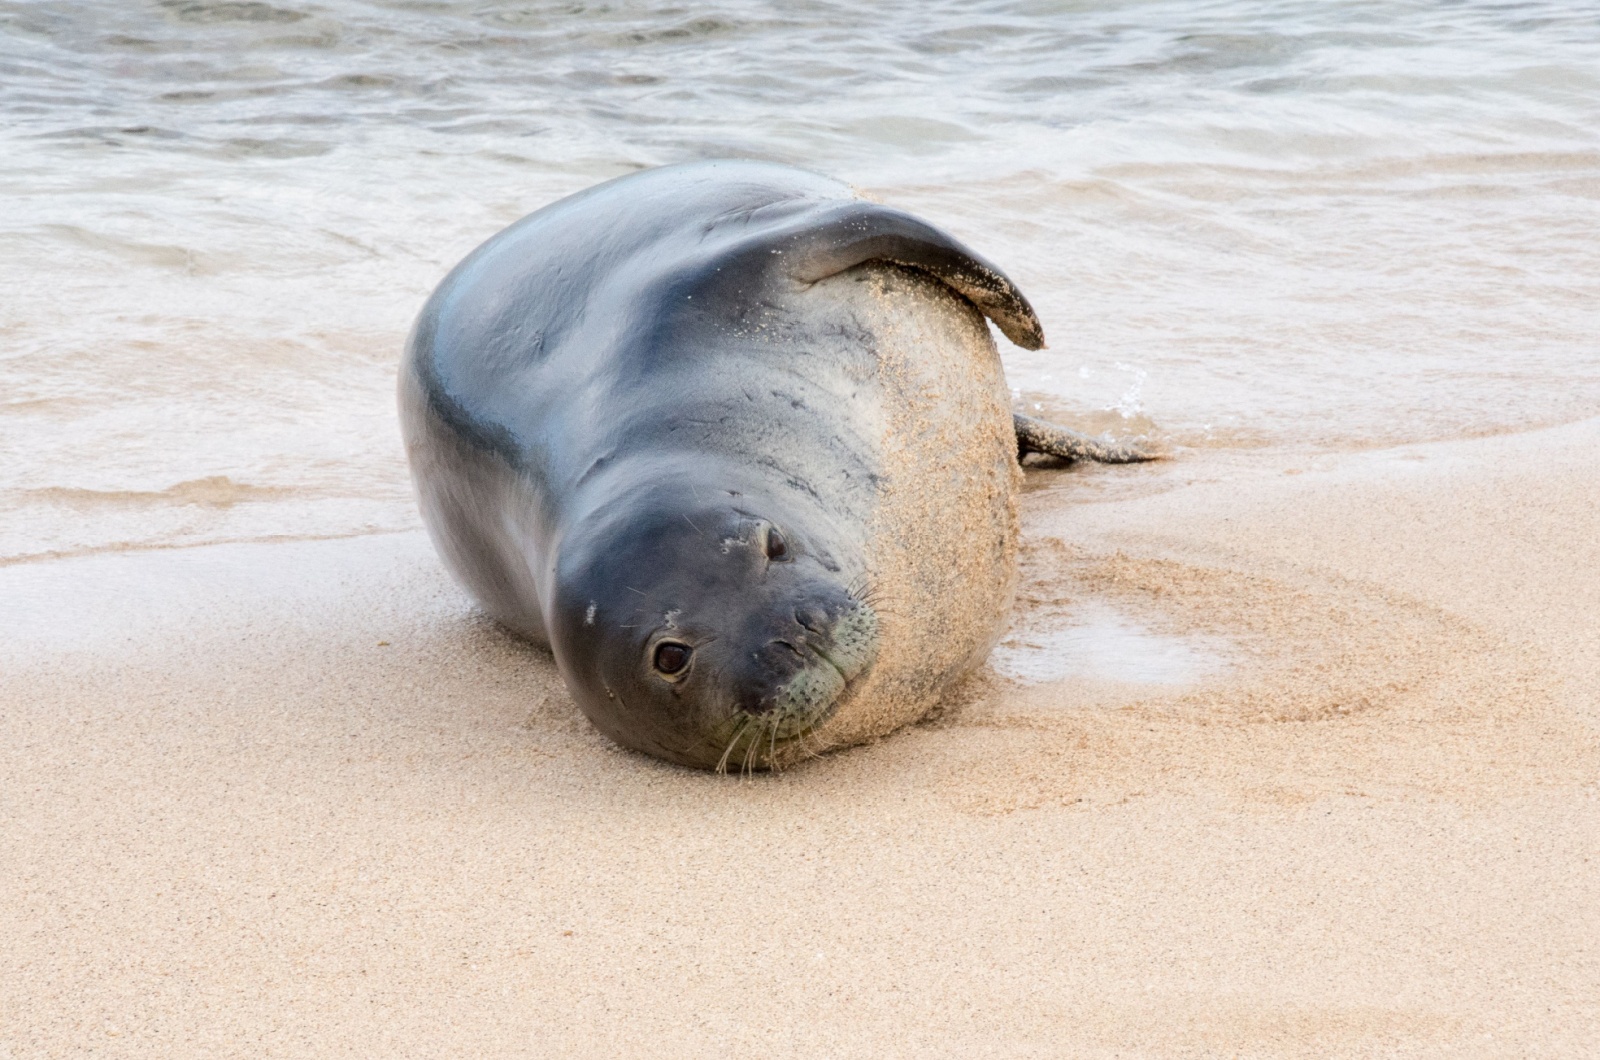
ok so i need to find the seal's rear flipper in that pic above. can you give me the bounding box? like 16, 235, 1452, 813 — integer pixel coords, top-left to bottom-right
1014, 413, 1158, 465
779, 202, 1046, 351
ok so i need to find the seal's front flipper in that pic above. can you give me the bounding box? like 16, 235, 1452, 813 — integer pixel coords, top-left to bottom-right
766, 201, 1047, 351
1014, 413, 1158, 465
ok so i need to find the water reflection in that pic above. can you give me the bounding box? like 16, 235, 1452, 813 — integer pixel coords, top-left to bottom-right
992, 600, 1231, 688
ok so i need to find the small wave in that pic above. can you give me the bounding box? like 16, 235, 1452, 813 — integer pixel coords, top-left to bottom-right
35, 223, 202, 271
20, 476, 300, 510
159, 1, 306, 25
0, 527, 411, 570
614, 17, 742, 47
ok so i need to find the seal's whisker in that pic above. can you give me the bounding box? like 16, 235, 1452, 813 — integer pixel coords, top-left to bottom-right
859, 585, 902, 608
789, 715, 822, 757
742, 719, 763, 778
793, 725, 826, 766
748, 720, 765, 774
735, 720, 751, 779
716, 717, 751, 775
752, 720, 769, 778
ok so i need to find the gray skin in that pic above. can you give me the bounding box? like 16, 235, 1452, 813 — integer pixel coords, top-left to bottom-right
399, 160, 1149, 770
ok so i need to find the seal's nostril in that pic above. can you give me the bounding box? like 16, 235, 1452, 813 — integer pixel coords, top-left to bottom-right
794, 607, 827, 634
772, 638, 805, 659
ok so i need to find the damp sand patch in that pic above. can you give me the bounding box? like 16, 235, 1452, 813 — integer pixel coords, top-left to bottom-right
991, 598, 1232, 688
914, 535, 1598, 816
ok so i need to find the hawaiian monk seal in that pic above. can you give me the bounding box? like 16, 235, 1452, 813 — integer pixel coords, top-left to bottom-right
400, 160, 1149, 771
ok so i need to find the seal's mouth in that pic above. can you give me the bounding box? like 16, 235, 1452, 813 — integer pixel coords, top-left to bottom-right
712, 603, 878, 774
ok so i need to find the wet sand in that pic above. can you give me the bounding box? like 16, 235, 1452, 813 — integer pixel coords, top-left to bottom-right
3, 418, 1597, 1057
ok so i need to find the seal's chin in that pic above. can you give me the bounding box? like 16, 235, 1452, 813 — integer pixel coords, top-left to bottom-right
713, 604, 879, 773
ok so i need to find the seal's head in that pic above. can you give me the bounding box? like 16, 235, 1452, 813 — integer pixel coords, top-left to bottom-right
547, 491, 879, 771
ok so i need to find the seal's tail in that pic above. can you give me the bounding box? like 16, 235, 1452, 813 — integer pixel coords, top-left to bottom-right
1013, 412, 1160, 465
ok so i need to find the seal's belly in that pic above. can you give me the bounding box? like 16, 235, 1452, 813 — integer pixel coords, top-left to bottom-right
787, 264, 1021, 756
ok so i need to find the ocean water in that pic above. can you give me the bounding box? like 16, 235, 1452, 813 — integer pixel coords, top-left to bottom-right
3, 0, 1599, 562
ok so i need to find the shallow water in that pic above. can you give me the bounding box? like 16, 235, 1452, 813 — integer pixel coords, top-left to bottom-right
991, 599, 1229, 686
3, 0, 1599, 560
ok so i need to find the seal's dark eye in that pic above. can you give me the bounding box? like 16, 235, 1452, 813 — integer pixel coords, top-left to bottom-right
765, 527, 789, 561
653, 641, 691, 676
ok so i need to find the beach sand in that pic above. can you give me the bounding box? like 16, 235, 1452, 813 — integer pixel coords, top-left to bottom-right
3, 417, 1597, 1057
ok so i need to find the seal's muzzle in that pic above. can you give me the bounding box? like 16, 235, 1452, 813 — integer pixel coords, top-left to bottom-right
737, 602, 877, 723
711, 600, 879, 771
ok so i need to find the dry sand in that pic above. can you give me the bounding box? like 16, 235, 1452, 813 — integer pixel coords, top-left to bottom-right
3, 417, 1597, 1058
